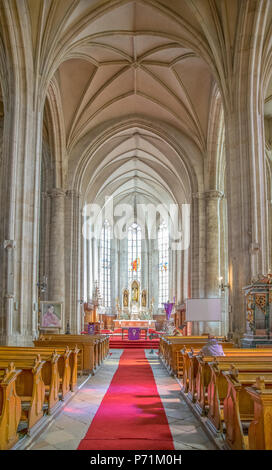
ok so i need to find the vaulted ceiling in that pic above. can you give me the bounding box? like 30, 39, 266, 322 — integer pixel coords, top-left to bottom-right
27, 0, 270, 204
45, 0, 222, 156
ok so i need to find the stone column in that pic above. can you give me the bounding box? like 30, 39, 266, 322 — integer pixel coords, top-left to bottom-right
223, 1, 270, 338
148, 239, 152, 308
81, 227, 85, 304
220, 196, 229, 336
203, 190, 223, 335
65, 189, 81, 333
0, 89, 43, 345
205, 190, 223, 297
176, 249, 182, 304
88, 232, 93, 301
39, 191, 51, 302
48, 188, 65, 303
2, 240, 16, 342
142, 238, 148, 292
119, 238, 127, 296
171, 247, 176, 302
268, 200, 272, 272
152, 243, 159, 313
109, 241, 115, 313
115, 239, 120, 307
225, 106, 267, 336
191, 193, 206, 299
190, 193, 205, 334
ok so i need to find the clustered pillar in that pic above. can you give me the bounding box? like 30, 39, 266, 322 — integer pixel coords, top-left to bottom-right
48, 188, 66, 303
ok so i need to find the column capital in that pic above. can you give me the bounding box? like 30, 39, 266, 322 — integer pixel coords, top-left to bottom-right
192, 192, 206, 200
192, 190, 224, 200
205, 190, 224, 200
41, 191, 50, 200
66, 189, 81, 199
48, 188, 66, 199
3, 240, 16, 250
4, 294, 15, 299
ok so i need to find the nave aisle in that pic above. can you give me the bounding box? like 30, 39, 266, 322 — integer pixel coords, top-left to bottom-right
26, 350, 215, 451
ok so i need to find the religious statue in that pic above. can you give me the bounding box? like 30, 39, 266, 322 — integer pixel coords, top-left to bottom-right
131, 281, 139, 302
123, 289, 129, 307
141, 290, 147, 307
132, 288, 138, 301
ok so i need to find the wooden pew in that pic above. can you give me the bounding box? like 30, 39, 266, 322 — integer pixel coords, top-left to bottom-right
180, 347, 272, 397
94, 338, 100, 368
193, 354, 272, 417
177, 346, 272, 449
3, 345, 79, 391
246, 378, 272, 450
34, 336, 94, 374
160, 336, 234, 375
205, 358, 272, 434
34, 334, 109, 375
0, 349, 60, 415
0, 345, 79, 405
223, 370, 272, 450
0, 355, 45, 435
0, 363, 22, 450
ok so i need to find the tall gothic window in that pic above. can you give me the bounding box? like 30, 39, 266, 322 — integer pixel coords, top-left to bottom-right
158, 221, 169, 307
100, 220, 111, 308
128, 223, 141, 284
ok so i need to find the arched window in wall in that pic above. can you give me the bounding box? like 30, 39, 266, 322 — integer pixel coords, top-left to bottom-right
158, 221, 169, 307
128, 223, 141, 284
99, 220, 111, 308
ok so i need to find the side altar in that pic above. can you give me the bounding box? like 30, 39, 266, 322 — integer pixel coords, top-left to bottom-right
114, 280, 156, 330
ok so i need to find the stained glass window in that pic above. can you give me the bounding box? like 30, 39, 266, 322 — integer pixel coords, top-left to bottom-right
158, 221, 169, 307
99, 220, 111, 307
128, 223, 141, 284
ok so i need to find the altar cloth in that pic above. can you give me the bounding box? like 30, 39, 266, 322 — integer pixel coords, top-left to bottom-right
128, 327, 141, 340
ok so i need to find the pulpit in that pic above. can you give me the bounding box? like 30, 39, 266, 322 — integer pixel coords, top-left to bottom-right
241, 274, 272, 347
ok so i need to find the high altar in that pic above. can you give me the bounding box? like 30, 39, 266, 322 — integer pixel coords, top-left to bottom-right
114, 280, 156, 329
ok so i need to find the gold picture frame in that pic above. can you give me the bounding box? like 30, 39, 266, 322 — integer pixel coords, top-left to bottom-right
40, 301, 63, 330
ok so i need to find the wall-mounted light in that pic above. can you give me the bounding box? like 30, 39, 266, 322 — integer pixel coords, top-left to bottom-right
37, 275, 48, 293
219, 276, 230, 292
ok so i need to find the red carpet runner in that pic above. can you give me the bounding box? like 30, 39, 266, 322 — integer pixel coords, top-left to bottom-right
77, 349, 174, 450
109, 335, 160, 349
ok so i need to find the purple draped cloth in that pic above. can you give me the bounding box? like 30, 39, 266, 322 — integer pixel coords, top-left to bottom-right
163, 302, 174, 321
88, 324, 95, 335
128, 327, 141, 340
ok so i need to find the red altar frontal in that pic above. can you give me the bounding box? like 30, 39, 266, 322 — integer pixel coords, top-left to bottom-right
113, 320, 156, 329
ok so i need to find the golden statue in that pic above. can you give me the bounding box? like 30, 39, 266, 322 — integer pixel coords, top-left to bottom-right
123, 289, 129, 307
141, 290, 147, 307
132, 288, 138, 301
131, 281, 139, 302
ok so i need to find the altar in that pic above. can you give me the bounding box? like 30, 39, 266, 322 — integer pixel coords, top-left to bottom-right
114, 319, 156, 329
115, 279, 155, 328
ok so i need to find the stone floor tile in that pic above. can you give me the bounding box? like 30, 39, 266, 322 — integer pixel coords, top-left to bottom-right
173, 440, 199, 450
45, 430, 76, 445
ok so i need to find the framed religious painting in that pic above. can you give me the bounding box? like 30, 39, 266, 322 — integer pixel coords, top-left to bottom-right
40, 301, 63, 331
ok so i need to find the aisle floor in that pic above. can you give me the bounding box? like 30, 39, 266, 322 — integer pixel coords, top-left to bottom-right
27, 350, 216, 450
